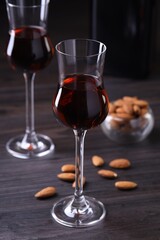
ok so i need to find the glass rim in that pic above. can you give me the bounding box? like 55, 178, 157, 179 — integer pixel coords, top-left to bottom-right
6, 0, 50, 8
55, 38, 107, 58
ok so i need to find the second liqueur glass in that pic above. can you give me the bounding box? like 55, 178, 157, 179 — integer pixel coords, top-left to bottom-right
5, 0, 55, 158
51, 39, 109, 227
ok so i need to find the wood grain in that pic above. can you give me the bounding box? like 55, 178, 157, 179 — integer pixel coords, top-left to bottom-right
0, 74, 160, 240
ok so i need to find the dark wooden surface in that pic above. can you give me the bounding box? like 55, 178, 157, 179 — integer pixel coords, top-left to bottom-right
0, 68, 160, 240
1, 1, 160, 240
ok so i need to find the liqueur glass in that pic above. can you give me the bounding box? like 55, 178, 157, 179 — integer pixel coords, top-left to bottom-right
51, 39, 109, 227
5, 0, 55, 158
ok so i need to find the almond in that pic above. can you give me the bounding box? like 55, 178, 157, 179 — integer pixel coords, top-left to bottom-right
35, 186, 56, 199
115, 112, 133, 120
98, 169, 118, 179
109, 158, 131, 169
141, 107, 148, 116
123, 103, 134, 115
115, 181, 137, 190
110, 112, 120, 118
57, 173, 75, 182
114, 99, 124, 107
92, 155, 105, 167
115, 107, 125, 113
72, 176, 86, 188
133, 104, 141, 116
61, 164, 75, 173
133, 99, 148, 108
109, 102, 116, 113
123, 96, 138, 103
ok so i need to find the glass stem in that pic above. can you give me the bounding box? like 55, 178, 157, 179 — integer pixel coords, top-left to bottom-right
23, 72, 37, 142
73, 129, 87, 205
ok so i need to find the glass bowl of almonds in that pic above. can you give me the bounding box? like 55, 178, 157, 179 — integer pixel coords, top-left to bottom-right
101, 96, 154, 144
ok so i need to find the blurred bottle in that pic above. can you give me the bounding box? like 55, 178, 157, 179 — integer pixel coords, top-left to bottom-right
91, 0, 154, 78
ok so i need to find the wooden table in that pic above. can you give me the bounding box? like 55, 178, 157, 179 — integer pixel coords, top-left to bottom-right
0, 61, 160, 239
0, 0, 160, 238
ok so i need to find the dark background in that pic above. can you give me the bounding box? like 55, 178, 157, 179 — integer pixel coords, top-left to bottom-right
1, 0, 160, 80
0, 0, 90, 89
0, 0, 90, 57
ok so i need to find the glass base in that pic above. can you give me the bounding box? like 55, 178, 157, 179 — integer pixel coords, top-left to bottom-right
6, 133, 55, 159
51, 195, 106, 228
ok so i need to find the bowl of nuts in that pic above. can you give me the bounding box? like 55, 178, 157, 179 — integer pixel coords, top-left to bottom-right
101, 96, 154, 144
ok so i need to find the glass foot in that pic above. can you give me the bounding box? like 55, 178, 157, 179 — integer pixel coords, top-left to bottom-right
51, 195, 106, 228
6, 134, 55, 159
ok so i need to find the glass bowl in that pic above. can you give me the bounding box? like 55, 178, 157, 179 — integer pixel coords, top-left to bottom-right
101, 97, 154, 144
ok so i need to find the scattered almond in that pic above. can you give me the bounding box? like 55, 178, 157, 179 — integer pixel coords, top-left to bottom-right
57, 173, 75, 182
115, 181, 137, 190
92, 155, 105, 167
72, 176, 86, 188
61, 164, 75, 173
109, 158, 131, 169
35, 186, 56, 199
98, 169, 118, 179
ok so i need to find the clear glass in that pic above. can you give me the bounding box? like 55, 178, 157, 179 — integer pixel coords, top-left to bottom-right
101, 105, 154, 144
51, 39, 108, 227
5, 0, 55, 159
